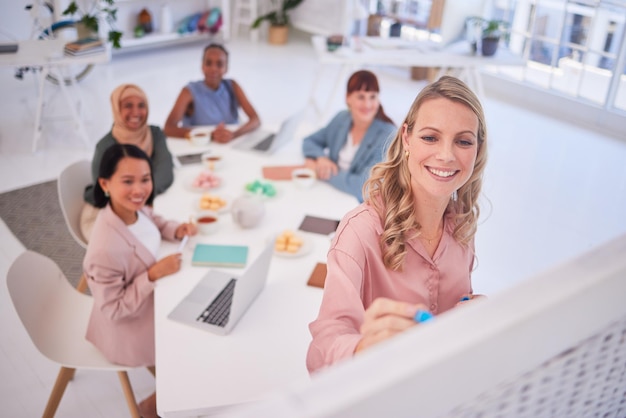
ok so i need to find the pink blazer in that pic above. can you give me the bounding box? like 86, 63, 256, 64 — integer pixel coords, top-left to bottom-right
83, 205, 179, 367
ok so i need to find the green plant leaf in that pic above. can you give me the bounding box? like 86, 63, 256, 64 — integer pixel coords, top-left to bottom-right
250, 0, 303, 28
102, 7, 118, 18
283, 0, 304, 12
62, 1, 79, 16
81, 15, 99, 33
62, 0, 122, 48
109, 30, 122, 49
251, 11, 278, 28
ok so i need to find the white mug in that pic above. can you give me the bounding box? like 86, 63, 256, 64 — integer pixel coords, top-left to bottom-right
189, 128, 212, 146
292, 168, 316, 189
201, 152, 224, 171
195, 211, 220, 235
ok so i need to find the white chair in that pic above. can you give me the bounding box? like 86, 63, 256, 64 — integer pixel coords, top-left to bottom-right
57, 159, 91, 292
6, 250, 141, 418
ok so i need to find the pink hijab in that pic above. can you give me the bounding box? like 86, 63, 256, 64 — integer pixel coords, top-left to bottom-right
110, 84, 153, 156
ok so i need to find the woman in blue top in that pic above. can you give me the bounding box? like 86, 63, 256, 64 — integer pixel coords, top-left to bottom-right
164, 43, 260, 143
303, 70, 396, 202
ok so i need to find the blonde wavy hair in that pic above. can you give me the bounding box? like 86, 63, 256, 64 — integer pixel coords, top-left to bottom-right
363, 76, 488, 271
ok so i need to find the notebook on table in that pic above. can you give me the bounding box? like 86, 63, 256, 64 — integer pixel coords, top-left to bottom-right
298, 215, 340, 236
232, 110, 304, 154
191, 243, 249, 268
307, 262, 327, 289
168, 243, 273, 336
0, 44, 19, 54
262, 164, 306, 180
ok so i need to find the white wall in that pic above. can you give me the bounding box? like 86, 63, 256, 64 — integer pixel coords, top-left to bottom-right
0, 0, 37, 41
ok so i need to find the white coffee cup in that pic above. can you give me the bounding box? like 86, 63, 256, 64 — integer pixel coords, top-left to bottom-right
201, 152, 224, 171
195, 211, 220, 234
292, 168, 316, 189
189, 128, 212, 146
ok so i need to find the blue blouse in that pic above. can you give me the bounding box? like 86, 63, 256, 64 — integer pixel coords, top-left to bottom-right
182, 79, 239, 126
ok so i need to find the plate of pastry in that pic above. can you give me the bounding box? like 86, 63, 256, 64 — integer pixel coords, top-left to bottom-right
244, 179, 279, 200
194, 193, 231, 214
186, 170, 222, 192
272, 230, 313, 258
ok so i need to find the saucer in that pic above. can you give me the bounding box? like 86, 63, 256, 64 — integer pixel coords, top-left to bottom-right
272, 231, 313, 258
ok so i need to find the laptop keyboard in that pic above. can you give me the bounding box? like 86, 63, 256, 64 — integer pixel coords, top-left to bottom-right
253, 133, 275, 151
196, 278, 236, 327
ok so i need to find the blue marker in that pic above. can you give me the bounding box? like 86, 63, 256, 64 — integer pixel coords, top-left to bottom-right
414, 309, 434, 323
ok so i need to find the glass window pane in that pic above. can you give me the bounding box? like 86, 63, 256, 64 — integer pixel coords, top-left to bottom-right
481, 0, 626, 117
532, 4, 562, 40
560, 12, 590, 49
529, 38, 555, 65
614, 59, 626, 112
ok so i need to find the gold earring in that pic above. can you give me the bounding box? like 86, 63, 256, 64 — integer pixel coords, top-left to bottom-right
405, 150, 410, 158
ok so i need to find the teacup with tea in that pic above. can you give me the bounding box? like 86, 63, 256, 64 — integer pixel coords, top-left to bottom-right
201, 152, 224, 171
189, 128, 212, 146
292, 168, 316, 189
195, 211, 220, 234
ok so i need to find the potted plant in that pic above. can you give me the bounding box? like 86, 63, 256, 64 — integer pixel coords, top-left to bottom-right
251, 0, 304, 45
62, 0, 122, 48
467, 17, 510, 57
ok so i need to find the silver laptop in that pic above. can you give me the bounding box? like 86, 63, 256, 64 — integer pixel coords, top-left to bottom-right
232, 110, 304, 154
168, 243, 273, 335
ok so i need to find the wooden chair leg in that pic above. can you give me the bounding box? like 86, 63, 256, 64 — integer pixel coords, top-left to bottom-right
76, 273, 88, 294
117, 371, 140, 418
42, 367, 75, 418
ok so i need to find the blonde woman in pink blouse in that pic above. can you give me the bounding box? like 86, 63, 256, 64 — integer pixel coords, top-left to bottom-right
307, 76, 488, 373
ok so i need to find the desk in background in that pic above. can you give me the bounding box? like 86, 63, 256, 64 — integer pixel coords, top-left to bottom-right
308, 35, 526, 122
154, 139, 358, 417
0, 39, 110, 152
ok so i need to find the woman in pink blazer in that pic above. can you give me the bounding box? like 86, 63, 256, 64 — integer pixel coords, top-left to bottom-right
83, 143, 196, 417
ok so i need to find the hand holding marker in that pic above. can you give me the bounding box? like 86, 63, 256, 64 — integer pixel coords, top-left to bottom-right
414, 296, 473, 323
177, 235, 189, 253
414, 309, 434, 323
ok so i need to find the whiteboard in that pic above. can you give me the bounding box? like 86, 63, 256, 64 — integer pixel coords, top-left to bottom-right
222, 233, 626, 418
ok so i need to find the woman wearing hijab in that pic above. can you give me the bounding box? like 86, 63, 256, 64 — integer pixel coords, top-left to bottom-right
81, 84, 174, 241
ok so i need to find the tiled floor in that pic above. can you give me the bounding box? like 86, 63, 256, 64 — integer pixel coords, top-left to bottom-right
1, 30, 625, 417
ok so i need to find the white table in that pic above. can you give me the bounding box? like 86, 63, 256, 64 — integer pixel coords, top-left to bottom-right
308, 35, 527, 122
154, 138, 358, 417
0, 39, 110, 152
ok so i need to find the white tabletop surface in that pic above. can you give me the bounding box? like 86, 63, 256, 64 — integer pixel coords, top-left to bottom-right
311, 35, 526, 68
0, 38, 110, 67
154, 135, 358, 417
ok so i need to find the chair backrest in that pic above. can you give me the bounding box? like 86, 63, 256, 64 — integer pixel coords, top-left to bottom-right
57, 159, 91, 249
6, 250, 93, 364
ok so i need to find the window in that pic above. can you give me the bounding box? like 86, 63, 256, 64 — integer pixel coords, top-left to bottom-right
491, 0, 626, 112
